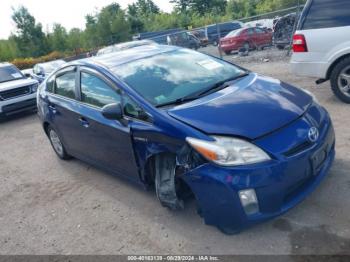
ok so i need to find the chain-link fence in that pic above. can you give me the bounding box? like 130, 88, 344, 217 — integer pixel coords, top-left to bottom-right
125, 4, 304, 63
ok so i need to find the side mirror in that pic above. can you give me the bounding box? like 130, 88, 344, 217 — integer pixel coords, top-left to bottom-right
102, 103, 123, 120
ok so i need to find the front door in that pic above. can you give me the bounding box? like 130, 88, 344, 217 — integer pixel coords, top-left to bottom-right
73, 68, 140, 180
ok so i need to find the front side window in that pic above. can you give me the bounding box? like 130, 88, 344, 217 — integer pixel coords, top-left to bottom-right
255, 28, 265, 34
80, 72, 121, 108
55, 71, 76, 99
123, 95, 148, 120
113, 49, 244, 107
46, 76, 55, 93
302, 0, 350, 30
0, 65, 24, 83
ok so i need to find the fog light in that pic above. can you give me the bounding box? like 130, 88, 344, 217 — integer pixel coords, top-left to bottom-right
239, 189, 259, 215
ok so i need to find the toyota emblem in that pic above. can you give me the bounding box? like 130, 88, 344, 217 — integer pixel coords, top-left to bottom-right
308, 127, 319, 143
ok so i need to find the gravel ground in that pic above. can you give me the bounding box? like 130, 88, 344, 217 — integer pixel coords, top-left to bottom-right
0, 48, 349, 255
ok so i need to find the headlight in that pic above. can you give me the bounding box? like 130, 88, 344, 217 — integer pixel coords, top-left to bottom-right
31, 83, 39, 92
186, 136, 271, 166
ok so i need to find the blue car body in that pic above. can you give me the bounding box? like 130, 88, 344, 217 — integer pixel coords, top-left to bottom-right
37, 45, 335, 233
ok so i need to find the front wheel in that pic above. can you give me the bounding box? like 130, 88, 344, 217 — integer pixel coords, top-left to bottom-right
330, 57, 350, 104
47, 126, 71, 160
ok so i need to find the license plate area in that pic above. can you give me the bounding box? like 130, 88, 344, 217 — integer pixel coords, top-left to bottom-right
311, 144, 328, 175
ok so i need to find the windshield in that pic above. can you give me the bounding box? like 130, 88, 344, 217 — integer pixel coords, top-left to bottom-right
0, 65, 24, 83
42, 60, 65, 74
226, 29, 243, 38
113, 49, 244, 107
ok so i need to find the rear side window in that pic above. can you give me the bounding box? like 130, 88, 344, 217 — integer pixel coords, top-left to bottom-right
55, 71, 76, 99
302, 0, 350, 30
80, 72, 121, 108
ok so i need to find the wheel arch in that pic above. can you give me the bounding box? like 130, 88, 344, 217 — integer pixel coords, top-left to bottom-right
327, 53, 350, 80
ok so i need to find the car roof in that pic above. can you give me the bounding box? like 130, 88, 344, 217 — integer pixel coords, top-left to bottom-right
0, 62, 13, 68
77, 44, 179, 70
36, 59, 66, 66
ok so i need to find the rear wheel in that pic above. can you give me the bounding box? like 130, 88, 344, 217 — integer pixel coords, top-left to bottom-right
243, 42, 250, 51
224, 50, 231, 55
47, 126, 71, 160
330, 57, 350, 104
276, 44, 285, 50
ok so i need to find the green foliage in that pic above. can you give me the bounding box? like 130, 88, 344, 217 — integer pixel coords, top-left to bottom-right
12, 51, 64, 70
11, 6, 49, 58
0, 0, 306, 62
48, 23, 68, 52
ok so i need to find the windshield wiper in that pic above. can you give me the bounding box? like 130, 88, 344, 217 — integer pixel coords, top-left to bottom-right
156, 96, 200, 108
156, 71, 249, 108
193, 72, 250, 98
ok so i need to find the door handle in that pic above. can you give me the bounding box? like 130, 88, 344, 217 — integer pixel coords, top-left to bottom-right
79, 117, 90, 128
48, 105, 57, 114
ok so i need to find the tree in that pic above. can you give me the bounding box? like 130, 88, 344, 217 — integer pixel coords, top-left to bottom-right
95, 3, 131, 45
67, 28, 82, 55
11, 6, 49, 57
49, 23, 67, 52
170, 0, 191, 13
127, 3, 145, 33
190, 0, 227, 16
134, 0, 160, 17
84, 14, 100, 47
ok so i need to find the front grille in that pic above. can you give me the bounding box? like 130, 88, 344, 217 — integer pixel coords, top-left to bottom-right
0, 86, 31, 100
284, 141, 312, 157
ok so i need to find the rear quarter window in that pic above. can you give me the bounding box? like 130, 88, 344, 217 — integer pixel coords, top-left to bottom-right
302, 0, 350, 30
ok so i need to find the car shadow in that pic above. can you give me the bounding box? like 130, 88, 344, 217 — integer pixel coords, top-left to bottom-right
0, 110, 38, 124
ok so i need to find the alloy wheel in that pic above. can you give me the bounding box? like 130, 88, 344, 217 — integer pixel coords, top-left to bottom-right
337, 65, 350, 98
49, 129, 64, 156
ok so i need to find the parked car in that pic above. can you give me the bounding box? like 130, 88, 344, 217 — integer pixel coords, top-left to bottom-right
96, 40, 157, 56
0, 63, 38, 119
205, 21, 243, 45
273, 13, 298, 50
245, 19, 274, 30
291, 0, 350, 103
133, 28, 182, 44
37, 45, 335, 234
190, 29, 209, 47
220, 27, 273, 54
167, 32, 201, 50
21, 68, 34, 79
33, 59, 66, 83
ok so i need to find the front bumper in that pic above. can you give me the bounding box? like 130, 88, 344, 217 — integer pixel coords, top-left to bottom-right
182, 112, 335, 232
0, 93, 37, 116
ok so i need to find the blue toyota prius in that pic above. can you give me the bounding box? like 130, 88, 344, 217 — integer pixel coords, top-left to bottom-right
37, 45, 335, 234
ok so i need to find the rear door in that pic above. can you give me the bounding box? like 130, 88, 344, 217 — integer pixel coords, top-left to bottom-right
74, 67, 140, 180
255, 27, 271, 46
46, 66, 84, 155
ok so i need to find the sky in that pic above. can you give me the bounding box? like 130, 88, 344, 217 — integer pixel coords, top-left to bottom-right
0, 0, 175, 40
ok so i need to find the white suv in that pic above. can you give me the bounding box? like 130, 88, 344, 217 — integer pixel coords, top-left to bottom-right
0, 63, 39, 119
290, 0, 350, 103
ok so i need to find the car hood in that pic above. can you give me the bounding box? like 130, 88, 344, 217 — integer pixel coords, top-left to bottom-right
0, 78, 38, 92
167, 73, 312, 140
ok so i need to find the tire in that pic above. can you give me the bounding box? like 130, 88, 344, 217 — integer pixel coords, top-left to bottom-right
243, 42, 250, 51
0, 114, 5, 122
47, 126, 71, 160
330, 57, 350, 104
217, 225, 241, 235
224, 51, 231, 55
276, 45, 285, 50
